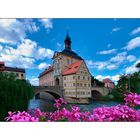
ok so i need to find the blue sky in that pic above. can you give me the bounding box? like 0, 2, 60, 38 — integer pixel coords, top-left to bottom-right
0, 18, 140, 85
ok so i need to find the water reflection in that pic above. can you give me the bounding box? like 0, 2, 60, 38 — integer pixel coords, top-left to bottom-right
28, 92, 120, 112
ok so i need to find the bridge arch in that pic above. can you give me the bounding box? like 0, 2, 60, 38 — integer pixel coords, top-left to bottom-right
35, 90, 62, 99
91, 90, 103, 100
33, 86, 63, 100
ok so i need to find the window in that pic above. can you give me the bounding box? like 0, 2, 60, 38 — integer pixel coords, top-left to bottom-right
16, 73, 19, 77
84, 83, 86, 87
73, 83, 75, 86
67, 59, 70, 65
21, 73, 23, 77
83, 76, 85, 80
89, 84, 90, 87
78, 76, 80, 80
88, 76, 90, 80
77, 83, 79, 86
80, 83, 82, 87
73, 76, 75, 79
64, 77, 66, 80
64, 84, 66, 87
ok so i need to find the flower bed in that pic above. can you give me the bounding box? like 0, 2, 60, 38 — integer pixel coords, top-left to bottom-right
5, 93, 140, 122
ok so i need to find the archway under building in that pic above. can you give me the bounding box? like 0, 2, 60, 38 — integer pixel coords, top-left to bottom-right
55, 78, 60, 86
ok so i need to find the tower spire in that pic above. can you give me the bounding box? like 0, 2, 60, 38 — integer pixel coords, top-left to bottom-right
64, 28, 72, 51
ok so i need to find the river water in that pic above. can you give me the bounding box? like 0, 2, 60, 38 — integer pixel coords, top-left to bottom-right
28, 93, 120, 112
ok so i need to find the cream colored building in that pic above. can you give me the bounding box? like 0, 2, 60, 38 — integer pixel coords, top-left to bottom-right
62, 60, 91, 103
39, 30, 91, 103
0, 62, 26, 80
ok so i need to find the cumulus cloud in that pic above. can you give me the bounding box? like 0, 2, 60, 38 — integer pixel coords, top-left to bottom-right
0, 19, 25, 44
21, 19, 39, 33
39, 19, 53, 31
0, 39, 54, 69
123, 37, 140, 50
98, 49, 117, 55
0, 53, 35, 69
131, 27, 140, 35
38, 62, 50, 70
0, 19, 39, 45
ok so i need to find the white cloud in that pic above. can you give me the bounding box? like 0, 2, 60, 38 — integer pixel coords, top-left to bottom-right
111, 27, 121, 33
123, 37, 140, 50
86, 60, 94, 66
37, 47, 54, 59
125, 60, 140, 74
0, 45, 3, 51
38, 62, 50, 70
22, 19, 39, 33
126, 55, 136, 62
87, 61, 108, 70
111, 75, 120, 82
95, 74, 120, 83
110, 52, 127, 63
95, 75, 111, 81
98, 49, 117, 55
0, 19, 25, 44
0, 19, 40, 45
86, 52, 136, 71
56, 42, 62, 51
29, 77, 39, 86
0, 53, 35, 68
39, 19, 53, 31
0, 39, 54, 69
86, 60, 117, 70
131, 27, 140, 35
106, 64, 118, 70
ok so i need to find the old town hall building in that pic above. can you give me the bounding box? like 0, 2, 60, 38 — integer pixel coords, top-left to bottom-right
39, 30, 91, 103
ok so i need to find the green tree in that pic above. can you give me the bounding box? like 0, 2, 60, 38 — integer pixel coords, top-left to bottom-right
136, 62, 140, 70
91, 76, 104, 87
116, 72, 140, 94
0, 73, 34, 121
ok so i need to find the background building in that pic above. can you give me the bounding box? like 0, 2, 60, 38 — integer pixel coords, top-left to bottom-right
0, 62, 26, 80
103, 78, 115, 89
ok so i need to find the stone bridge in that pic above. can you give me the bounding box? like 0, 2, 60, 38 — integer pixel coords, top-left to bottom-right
33, 86, 64, 99
91, 86, 113, 100
33, 86, 112, 100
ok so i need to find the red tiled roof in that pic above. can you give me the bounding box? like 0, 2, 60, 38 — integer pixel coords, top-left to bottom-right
39, 65, 53, 78
0, 62, 4, 65
5, 67, 25, 73
62, 60, 83, 76
0, 62, 25, 73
